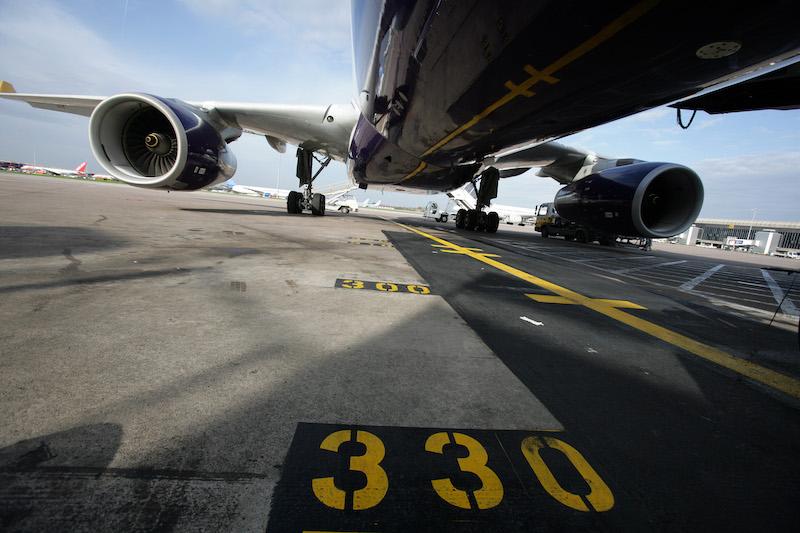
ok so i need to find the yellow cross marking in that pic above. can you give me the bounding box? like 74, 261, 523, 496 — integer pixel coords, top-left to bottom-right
414, 0, 660, 160
394, 222, 800, 400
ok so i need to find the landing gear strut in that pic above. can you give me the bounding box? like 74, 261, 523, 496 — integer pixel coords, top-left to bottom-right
457, 168, 500, 233
286, 147, 331, 216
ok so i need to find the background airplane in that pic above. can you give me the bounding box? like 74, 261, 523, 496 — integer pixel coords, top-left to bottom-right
20, 161, 87, 177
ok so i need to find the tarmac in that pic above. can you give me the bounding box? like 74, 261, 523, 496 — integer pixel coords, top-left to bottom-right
1, 172, 798, 531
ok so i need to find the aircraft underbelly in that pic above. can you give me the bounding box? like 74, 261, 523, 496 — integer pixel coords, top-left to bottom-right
350, 0, 800, 189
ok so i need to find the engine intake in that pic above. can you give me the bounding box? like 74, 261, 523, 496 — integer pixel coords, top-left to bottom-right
554, 162, 703, 238
89, 93, 236, 190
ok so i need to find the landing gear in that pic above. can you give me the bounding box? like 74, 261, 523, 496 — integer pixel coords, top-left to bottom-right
286, 147, 331, 215
454, 168, 500, 233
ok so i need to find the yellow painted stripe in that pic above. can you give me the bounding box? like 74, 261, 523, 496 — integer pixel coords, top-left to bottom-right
418, 0, 660, 157
395, 222, 800, 399
397, 161, 428, 183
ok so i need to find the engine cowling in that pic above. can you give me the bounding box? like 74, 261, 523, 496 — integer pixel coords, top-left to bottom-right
89, 93, 236, 190
554, 162, 703, 238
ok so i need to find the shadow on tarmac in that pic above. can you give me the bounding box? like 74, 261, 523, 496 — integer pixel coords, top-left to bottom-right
0, 226, 126, 260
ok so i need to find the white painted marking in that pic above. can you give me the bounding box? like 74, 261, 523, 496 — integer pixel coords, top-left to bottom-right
597, 255, 656, 261
680, 264, 725, 291
520, 316, 544, 326
760, 269, 799, 316
587, 347, 598, 353
614, 260, 687, 274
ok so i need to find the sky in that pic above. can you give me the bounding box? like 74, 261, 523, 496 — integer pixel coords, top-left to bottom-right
1, 0, 798, 221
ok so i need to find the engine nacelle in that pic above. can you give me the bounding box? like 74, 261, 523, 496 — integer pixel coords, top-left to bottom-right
554, 162, 703, 238
89, 93, 236, 190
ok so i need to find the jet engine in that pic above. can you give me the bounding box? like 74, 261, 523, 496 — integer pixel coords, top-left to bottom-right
89, 94, 236, 190
554, 162, 703, 238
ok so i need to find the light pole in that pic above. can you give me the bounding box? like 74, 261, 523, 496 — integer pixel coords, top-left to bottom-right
746, 208, 757, 240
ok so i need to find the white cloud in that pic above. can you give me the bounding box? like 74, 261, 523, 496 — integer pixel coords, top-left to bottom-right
692, 151, 800, 179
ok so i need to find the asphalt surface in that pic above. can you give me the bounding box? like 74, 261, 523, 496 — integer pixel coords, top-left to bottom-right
1, 172, 798, 532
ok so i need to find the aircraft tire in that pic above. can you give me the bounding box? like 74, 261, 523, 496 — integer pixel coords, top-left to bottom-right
465, 209, 479, 231
311, 193, 326, 216
486, 212, 500, 233
287, 191, 302, 214
339, 206, 351, 214
455, 209, 467, 229
476, 212, 488, 232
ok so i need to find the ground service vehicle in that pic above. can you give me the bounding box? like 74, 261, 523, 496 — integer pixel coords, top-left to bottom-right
535, 203, 615, 245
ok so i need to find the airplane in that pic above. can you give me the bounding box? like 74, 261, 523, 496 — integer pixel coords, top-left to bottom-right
1, 2, 799, 237
20, 161, 88, 177
226, 180, 293, 198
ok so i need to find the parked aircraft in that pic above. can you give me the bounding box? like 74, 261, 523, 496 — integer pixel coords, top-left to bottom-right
2, 2, 799, 235
20, 161, 87, 177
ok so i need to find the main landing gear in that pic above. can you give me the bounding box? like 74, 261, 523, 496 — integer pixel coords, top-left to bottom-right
454, 167, 500, 233
286, 147, 331, 216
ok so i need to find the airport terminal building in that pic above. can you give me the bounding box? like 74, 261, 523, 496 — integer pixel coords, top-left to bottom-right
692, 218, 800, 254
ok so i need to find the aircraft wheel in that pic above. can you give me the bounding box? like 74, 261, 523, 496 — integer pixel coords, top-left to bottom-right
287, 191, 303, 214
465, 209, 479, 231
486, 212, 500, 233
440, 214, 449, 223
339, 206, 351, 214
455, 209, 467, 229
476, 211, 488, 232
311, 193, 326, 216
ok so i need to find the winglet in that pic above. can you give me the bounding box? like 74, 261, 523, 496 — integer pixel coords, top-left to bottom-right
0, 80, 16, 93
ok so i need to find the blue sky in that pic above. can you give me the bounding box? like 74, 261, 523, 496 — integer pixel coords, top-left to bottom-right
1, 0, 798, 220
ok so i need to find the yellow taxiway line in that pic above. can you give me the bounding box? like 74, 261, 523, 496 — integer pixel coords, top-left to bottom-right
396, 222, 800, 400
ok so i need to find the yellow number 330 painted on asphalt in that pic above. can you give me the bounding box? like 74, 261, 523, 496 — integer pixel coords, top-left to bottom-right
425, 432, 504, 509
312, 430, 388, 510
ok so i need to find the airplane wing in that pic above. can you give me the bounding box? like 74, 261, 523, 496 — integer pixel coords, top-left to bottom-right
670, 60, 800, 114
0, 85, 104, 117
1, 81, 358, 191
0, 82, 357, 161
487, 141, 630, 185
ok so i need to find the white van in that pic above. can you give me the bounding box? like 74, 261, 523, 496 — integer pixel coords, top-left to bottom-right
423, 201, 453, 222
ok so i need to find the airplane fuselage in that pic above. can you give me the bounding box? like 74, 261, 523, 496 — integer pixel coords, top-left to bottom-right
347, 0, 800, 190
